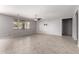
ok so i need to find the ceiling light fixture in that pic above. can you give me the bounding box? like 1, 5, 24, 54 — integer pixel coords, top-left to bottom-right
34, 14, 42, 21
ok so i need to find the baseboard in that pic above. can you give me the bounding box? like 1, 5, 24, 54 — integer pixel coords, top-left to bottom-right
36, 32, 62, 37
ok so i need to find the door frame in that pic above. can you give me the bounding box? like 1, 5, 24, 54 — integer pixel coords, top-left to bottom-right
62, 18, 72, 36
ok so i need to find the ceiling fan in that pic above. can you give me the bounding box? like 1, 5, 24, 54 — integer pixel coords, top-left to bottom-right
34, 14, 42, 21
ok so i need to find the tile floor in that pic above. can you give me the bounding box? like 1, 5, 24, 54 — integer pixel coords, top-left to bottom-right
0, 34, 79, 54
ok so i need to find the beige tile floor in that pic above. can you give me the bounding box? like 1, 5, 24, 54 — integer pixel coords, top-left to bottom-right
0, 34, 79, 54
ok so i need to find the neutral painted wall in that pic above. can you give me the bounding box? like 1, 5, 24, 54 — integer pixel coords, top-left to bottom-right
72, 9, 78, 40
78, 8, 79, 47
37, 19, 62, 36
0, 14, 36, 38
73, 7, 79, 47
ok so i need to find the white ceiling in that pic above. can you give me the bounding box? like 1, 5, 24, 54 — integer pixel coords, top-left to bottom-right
0, 5, 77, 19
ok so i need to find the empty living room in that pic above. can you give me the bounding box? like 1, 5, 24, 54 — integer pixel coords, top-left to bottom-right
0, 5, 79, 54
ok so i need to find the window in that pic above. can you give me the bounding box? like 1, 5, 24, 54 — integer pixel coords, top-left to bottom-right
25, 22, 30, 29
13, 20, 23, 29
13, 20, 30, 30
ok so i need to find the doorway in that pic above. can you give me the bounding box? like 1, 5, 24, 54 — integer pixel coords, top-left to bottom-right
62, 18, 72, 36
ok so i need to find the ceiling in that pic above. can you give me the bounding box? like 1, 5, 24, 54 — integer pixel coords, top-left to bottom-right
0, 5, 77, 20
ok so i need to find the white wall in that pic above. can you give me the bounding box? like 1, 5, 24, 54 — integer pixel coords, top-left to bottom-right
72, 13, 77, 40
73, 7, 79, 47
0, 14, 36, 38
37, 19, 62, 36
78, 8, 79, 47
72, 6, 79, 40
